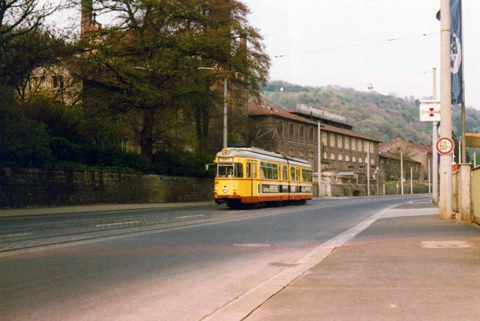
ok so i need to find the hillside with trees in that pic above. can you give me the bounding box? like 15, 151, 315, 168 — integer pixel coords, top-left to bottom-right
263, 81, 480, 150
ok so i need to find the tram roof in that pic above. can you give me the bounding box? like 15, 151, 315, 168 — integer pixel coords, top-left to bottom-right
216, 147, 311, 167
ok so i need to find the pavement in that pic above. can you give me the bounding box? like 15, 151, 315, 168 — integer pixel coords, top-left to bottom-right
0, 201, 213, 218
244, 200, 480, 321
2, 199, 480, 320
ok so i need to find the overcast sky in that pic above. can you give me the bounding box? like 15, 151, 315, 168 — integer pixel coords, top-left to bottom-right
243, 0, 480, 110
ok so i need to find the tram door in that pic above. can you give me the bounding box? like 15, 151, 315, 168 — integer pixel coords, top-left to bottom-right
247, 161, 257, 203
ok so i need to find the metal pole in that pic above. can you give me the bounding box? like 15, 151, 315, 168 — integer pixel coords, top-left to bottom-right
432, 67, 439, 204
474, 152, 477, 167
410, 166, 413, 195
440, 0, 453, 219
317, 121, 322, 197
223, 78, 228, 149
367, 141, 370, 196
401, 152, 404, 195
459, 140, 462, 163
428, 160, 431, 194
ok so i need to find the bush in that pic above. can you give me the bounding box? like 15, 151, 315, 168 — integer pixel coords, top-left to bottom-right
151, 150, 214, 178
0, 95, 52, 169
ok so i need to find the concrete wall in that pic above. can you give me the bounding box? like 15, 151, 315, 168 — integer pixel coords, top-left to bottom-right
0, 168, 214, 208
472, 166, 480, 224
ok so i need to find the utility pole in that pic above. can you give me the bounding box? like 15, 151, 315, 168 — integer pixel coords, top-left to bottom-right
401, 152, 404, 195
410, 167, 413, 195
432, 67, 439, 204
223, 79, 228, 149
439, 0, 453, 219
367, 141, 370, 196
428, 160, 431, 194
317, 121, 322, 197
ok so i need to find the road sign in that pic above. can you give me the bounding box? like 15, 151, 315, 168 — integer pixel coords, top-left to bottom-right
436, 137, 455, 155
419, 100, 441, 122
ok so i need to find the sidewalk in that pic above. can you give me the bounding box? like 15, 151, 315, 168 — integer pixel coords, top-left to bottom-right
247, 201, 480, 321
0, 201, 213, 218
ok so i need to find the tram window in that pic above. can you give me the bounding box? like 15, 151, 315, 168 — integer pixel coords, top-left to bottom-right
282, 166, 287, 181
218, 165, 234, 177
246, 163, 251, 178
290, 167, 296, 181
302, 169, 312, 182
234, 163, 243, 178
296, 169, 300, 182
260, 162, 279, 180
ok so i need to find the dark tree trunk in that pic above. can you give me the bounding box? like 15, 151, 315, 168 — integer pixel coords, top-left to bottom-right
140, 108, 155, 166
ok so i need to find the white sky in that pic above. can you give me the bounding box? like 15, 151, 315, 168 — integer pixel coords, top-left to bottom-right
244, 0, 480, 110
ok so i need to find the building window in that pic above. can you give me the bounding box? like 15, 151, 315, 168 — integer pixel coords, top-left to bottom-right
321, 132, 327, 145
309, 150, 314, 158
357, 140, 363, 152
337, 135, 343, 149
364, 141, 368, 153
299, 126, 305, 139
352, 156, 356, 163
52, 76, 64, 89
351, 138, 356, 151
288, 147, 295, 156
338, 154, 343, 161
329, 133, 335, 147
277, 146, 284, 154
289, 124, 295, 139
309, 128, 314, 141
371, 158, 375, 165
359, 157, 363, 163
299, 149, 305, 157
345, 136, 350, 150
278, 122, 283, 137
323, 152, 327, 159
345, 155, 350, 162
330, 153, 335, 160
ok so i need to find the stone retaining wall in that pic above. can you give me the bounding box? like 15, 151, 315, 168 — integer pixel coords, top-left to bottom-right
0, 168, 214, 208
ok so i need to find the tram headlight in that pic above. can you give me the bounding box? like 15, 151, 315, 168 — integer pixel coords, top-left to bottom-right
233, 188, 237, 195
214, 188, 217, 195
223, 186, 228, 193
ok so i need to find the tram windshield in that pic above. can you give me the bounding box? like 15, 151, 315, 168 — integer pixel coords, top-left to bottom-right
217, 163, 243, 178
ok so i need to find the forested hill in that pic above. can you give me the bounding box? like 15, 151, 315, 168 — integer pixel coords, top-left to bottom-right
262, 81, 480, 145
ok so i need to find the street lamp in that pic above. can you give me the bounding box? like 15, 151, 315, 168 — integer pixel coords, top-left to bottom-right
198, 67, 228, 149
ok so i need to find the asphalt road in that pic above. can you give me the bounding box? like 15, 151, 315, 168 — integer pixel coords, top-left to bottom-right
0, 195, 428, 321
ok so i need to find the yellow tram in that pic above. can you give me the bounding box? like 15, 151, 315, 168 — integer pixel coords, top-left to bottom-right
213, 147, 313, 208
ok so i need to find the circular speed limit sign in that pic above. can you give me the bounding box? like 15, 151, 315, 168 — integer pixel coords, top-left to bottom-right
436, 137, 455, 155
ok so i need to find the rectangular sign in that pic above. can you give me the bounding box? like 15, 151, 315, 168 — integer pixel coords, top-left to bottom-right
419, 100, 441, 122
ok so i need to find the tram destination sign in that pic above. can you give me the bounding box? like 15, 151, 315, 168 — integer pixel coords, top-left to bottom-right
419, 100, 440, 122
436, 137, 455, 155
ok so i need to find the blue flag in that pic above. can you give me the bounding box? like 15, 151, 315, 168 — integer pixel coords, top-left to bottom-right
450, 0, 463, 105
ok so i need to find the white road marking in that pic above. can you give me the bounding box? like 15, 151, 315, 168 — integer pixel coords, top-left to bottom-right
227, 210, 245, 214
0, 233, 32, 238
175, 215, 205, 219
96, 221, 139, 227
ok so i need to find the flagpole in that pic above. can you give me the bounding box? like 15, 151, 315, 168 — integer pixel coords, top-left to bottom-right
461, 0, 466, 163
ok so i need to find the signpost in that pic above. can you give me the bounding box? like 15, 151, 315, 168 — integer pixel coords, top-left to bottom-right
419, 100, 441, 122
436, 137, 455, 156
420, 99, 440, 203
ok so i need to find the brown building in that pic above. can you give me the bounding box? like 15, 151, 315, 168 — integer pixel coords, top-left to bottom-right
379, 137, 433, 181
379, 151, 423, 182
248, 102, 382, 196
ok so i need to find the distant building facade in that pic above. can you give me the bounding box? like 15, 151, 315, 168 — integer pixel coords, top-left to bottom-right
379, 137, 433, 181
248, 102, 382, 196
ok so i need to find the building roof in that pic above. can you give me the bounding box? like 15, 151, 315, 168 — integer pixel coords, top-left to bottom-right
379, 151, 421, 164
380, 137, 432, 154
248, 102, 382, 143
248, 102, 318, 125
